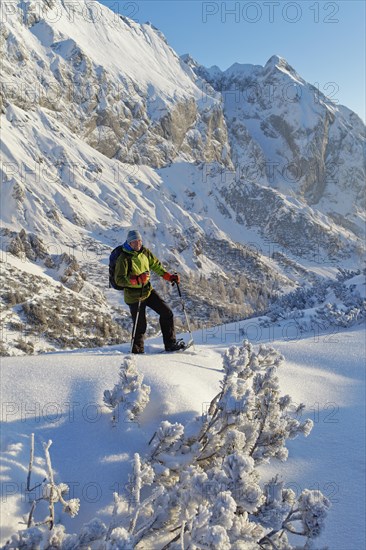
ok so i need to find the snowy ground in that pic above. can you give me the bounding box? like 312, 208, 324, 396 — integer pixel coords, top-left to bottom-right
1, 318, 365, 549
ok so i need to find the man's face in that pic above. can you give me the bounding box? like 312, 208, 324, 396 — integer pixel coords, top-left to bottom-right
130, 239, 142, 251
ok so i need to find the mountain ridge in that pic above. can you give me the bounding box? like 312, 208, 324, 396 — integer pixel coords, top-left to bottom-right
1, 0, 365, 354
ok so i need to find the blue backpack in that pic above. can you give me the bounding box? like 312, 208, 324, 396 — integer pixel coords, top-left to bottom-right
108, 246, 132, 290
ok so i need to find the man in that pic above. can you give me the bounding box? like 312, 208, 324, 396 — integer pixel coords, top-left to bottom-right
114, 229, 185, 354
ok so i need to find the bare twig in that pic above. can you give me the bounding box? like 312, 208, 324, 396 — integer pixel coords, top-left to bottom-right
26, 433, 34, 492
249, 398, 270, 458
161, 531, 183, 550
27, 500, 36, 528
148, 431, 157, 445
198, 401, 221, 443
133, 516, 159, 545
259, 535, 281, 549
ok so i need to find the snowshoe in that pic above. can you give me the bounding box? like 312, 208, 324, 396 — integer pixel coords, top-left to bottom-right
165, 339, 187, 352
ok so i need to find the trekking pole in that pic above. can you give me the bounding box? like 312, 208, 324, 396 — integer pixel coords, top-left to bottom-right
174, 279, 195, 349
130, 284, 144, 354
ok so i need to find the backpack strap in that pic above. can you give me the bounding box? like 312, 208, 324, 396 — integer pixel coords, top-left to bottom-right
109, 247, 133, 290
117, 250, 133, 282
123, 251, 133, 277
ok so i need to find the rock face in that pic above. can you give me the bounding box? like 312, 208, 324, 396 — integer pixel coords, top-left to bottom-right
1, 0, 365, 276
188, 55, 366, 240
1, 0, 231, 168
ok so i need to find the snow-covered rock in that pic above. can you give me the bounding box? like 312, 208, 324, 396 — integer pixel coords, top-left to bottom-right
188, 54, 365, 241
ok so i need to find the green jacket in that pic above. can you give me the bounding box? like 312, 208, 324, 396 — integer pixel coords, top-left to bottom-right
114, 246, 166, 304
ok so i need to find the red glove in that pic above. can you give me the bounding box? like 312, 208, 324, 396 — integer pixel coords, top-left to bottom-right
163, 272, 180, 284
130, 271, 150, 285
129, 272, 150, 286
137, 272, 150, 285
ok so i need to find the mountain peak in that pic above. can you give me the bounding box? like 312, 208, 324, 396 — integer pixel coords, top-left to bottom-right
265, 54, 286, 67
264, 55, 302, 81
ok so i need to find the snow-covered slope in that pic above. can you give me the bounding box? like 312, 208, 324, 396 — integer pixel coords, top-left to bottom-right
1, 320, 365, 548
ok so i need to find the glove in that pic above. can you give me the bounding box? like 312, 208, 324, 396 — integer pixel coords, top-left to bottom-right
130, 271, 150, 286
163, 272, 180, 284
137, 272, 150, 285
129, 272, 150, 286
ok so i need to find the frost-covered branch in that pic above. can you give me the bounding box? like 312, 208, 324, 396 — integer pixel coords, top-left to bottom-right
128, 453, 155, 534
103, 356, 150, 423
5, 342, 330, 549
4, 436, 81, 547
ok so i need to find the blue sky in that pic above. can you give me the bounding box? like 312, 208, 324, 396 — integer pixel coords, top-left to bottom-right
100, 1, 365, 121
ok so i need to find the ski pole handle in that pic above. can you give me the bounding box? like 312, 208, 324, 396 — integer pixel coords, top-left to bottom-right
170, 272, 181, 293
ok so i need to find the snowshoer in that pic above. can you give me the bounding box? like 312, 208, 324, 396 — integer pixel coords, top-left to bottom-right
114, 229, 184, 354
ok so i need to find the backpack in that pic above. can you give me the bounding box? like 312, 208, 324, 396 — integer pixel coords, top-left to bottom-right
109, 246, 133, 290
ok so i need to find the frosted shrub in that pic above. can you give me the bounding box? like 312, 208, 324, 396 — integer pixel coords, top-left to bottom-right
263, 274, 365, 332
198, 341, 313, 467
315, 302, 366, 328
3, 528, 43, 550
78, 518, 107, 545
4, 343, 330, 549
105, 527, 133, 549
150, 420, 185, 460
266, 282, 328, 322
103, 356, 150, 422
100, 341, 329, 549
2, 439, 81, 549
298, 490, 330, 539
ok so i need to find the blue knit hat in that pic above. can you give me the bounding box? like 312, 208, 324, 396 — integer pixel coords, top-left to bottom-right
127, 229, 142, 243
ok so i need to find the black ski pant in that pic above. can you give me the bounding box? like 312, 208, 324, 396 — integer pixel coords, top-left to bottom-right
129, 289, 175, 353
